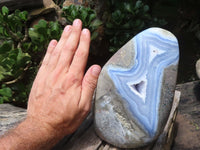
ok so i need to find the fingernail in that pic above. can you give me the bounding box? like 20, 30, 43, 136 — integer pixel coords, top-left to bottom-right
50, 40, 57, 47
64, 25, 71, 32
73, 19, 81, 26
82, 28, 89, 35
92, 66, 101, 77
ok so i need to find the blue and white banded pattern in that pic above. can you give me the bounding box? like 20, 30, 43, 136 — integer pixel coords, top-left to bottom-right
108, 28, 179, 137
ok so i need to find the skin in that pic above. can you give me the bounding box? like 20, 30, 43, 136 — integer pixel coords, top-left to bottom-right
0, 19, 101, 150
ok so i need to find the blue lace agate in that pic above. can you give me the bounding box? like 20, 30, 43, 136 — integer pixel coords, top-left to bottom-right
108, 28, 179, 137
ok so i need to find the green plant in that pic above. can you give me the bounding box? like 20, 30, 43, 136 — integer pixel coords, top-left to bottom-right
62, 5, 102, 40
0, 6, 63, 105
0, 6, 31, 104
0, 4, 103, 105
0, 6, 28, 47
0, 1, 167, 105
105, 0, 167, 52
0, 84, 12, 104
0, 3, 104, 105
28, 20, 62, 52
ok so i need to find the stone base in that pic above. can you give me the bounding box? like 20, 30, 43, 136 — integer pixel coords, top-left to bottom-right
173, 81, 200, 150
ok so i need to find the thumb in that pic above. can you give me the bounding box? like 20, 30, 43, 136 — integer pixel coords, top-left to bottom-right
79, 65, 101, 111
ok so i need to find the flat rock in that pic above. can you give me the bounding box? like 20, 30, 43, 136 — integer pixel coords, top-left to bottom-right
0, 104, 26, 136
63, 0, 84, 6
30, 0, 59, 16
94, 28, 179, 148
173, 81, 200, 150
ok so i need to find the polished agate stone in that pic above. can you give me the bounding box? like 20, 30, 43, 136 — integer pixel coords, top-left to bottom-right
94, 28, 179, 148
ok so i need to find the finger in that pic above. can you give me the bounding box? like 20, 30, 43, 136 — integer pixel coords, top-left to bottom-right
79, 65, 101, 111
42, 40, 58, 67
56, 19, 82, 72
36, 40, 57, 79
69, 28, 90, 77
47, 25, 72, 71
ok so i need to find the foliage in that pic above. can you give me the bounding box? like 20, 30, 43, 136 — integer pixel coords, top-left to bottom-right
28, 20, 62, 52
105, 0, 167, 52
0, 7, 28, 46
178, 0, 200, 41
0, 84, 12, 104
62, 5, 102, 40
0, 1, 166, 105
0, 6, 31, 104
0, 7, 62, 105
0, 4, 102, 105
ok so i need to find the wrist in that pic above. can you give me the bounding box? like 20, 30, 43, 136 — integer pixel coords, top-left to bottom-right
24, 116, 56, 138
0, 117, 65, 150
25, 115, 67, 138
21, 117, 64, 148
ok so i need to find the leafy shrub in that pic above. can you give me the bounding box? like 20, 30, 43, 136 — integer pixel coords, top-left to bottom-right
0, 7, 28, 46
62, 5, 102, 40
28, 20, 62, 52
0, 7, 62, 105
0, 6, 31, 105
0, 1, 165, 105
105, 0, 167, 52
0, 5, 102, 105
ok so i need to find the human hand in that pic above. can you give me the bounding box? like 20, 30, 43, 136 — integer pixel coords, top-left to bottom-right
27, 19, 101, 136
